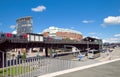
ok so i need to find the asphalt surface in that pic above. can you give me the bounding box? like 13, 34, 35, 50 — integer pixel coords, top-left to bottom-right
55, 60, 120, 77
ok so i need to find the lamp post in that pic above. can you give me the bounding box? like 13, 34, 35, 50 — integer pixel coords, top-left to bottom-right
99, 40, 100, 51
87, 38, 89, 50
86, 38, 89, 56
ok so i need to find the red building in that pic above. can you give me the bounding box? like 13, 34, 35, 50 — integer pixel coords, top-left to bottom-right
43, 26, 83, 41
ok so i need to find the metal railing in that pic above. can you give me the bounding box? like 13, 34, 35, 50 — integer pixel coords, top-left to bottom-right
44, 39, 98, 45
0, 55, 82, 77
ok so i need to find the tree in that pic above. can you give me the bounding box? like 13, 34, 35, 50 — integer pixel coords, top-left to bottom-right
22, 52, 26, 60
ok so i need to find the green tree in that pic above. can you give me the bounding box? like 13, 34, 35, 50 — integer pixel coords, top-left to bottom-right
22, 52, 26, 60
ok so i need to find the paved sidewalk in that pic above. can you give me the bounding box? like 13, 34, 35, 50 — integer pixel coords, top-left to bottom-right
55, 60, 120, 77
38, 58, 120, 77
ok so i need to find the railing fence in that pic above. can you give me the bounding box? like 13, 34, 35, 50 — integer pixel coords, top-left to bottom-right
0, 54, 81, 77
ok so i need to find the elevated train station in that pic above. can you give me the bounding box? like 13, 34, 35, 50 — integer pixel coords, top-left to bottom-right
0, 33, 102, 68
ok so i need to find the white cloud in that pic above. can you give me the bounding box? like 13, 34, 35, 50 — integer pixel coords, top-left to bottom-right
102, 16, 120, 26
114, 34, 120, 37
89, 32, 96, 35
83, 36, 87, 38
103, 33, 120, 43
31, 5, 46, 12
38, 32, 42, 34
102, 39, 108, 43
12, 30, 17, 34
91, 36, 99, 39
103, 37, 120, 43
82, 20, 94, 23
10, 25, 16, 29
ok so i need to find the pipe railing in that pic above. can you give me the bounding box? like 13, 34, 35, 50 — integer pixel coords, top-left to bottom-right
0, 56, 82, 77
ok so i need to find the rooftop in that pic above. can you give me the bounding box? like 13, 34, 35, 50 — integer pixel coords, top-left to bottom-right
43, 26, 82, 35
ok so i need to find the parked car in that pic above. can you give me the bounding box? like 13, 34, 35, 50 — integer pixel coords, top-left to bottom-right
87, 49, 100, 59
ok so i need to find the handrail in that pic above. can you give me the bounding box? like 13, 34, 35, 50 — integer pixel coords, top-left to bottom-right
0, 37, 100, 45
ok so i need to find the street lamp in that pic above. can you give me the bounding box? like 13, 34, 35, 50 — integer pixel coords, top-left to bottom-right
99, 40, 100, 51
87, 38, 89, 50
86, 38, 89, 56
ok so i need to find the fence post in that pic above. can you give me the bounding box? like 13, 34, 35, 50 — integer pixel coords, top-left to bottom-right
21, 59, 23, 77
2, 52, 4, 77
18, 58, 21, 77
38, 57, 41, 75
13, 56, 15, 77
10, 55, 11, 77
28, 59, 30, 77
16, 58, 18, 77
6, 52, 8, 77
24, 59, 26, 77
31, 58, 33, 77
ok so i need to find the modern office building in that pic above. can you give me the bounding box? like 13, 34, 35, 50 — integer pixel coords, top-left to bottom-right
16, 16, 33, 35
43, 26, 83, 40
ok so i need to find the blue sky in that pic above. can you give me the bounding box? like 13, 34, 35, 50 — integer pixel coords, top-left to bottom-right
0, 0, 120, 43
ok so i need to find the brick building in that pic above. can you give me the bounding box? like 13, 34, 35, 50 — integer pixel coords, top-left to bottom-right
43, 26, 83, 41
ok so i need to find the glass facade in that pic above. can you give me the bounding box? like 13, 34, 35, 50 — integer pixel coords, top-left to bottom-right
16, 16, 33, 35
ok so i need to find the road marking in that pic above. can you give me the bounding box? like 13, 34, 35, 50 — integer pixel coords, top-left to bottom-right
38, 58, 120, 77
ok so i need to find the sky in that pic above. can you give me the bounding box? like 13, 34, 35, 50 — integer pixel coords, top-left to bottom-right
0, 0, 120, 43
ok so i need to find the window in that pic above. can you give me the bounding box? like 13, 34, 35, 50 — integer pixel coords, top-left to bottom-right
1, 34, 5, 37
13, 35, 17, 38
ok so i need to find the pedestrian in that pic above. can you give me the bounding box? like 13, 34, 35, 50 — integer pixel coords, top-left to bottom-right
106, 49, 111, 60
72, 47, 77, 57
106, 49, 110, 56
78, 53, 83, 61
